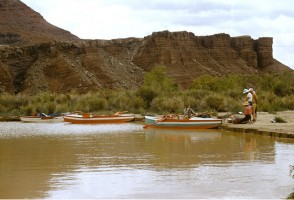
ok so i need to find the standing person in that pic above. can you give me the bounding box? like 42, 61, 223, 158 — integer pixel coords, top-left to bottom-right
243, 89, 252, 106
249, 88, 258, 122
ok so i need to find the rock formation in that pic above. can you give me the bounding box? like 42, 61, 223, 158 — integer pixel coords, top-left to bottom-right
0, 0, 292, 94
0, 0, 79, 45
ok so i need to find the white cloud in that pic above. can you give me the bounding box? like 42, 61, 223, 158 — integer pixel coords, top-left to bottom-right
21, 0, 294, 69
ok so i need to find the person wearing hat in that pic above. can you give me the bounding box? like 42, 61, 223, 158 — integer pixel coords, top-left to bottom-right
249, 88, 258, 122
239, 101, 252, 124
243, 88, 253, 106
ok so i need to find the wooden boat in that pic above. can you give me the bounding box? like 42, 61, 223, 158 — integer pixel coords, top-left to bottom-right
63, 113, 135, 124
144, 115, 222, 129
20, 115, 64, 123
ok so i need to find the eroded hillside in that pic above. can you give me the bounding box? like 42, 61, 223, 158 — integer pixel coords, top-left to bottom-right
0, 0, 292, 94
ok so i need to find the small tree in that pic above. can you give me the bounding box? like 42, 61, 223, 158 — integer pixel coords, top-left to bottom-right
142, 65, 177, 94
137, 65, 177, 110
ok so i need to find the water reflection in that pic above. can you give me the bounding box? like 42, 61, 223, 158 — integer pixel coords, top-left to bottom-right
0, 122, 293, 199
144, 129, 275, 167
0, 122, 144, 199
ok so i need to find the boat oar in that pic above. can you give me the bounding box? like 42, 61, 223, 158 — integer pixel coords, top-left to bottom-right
143, 117, 166, 129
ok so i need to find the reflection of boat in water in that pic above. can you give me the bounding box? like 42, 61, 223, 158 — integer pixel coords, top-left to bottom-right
145, 128, 222, 142
144, 116, 222, 129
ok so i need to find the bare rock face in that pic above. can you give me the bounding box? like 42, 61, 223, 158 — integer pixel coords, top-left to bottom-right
0, 0, 292, 94
133, 31, 290, 88
0, 0, 79, 45
231, 36, 258, 68
0, 40, 145, 94
255, 37, 273, 68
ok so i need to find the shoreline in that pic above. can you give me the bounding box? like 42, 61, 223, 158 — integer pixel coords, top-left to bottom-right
221, 111, 294, 139
1, 111, 294, 139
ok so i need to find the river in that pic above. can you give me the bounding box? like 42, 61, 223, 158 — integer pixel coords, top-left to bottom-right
0, 122, 293, 199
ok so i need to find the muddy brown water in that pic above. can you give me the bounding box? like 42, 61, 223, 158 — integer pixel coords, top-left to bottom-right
0, 122, 293, 199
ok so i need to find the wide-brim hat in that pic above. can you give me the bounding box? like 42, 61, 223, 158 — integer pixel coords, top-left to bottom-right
243, 89, 249, 94
242, 101, 249, 106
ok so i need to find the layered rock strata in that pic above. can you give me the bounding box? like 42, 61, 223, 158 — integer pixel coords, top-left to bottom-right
0, 0, 291, 94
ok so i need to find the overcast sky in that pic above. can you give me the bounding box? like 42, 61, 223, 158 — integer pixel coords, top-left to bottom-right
21, 0, 294, 69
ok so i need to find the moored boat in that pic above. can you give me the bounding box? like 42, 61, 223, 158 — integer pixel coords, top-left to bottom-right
20, 115, 64, 123
63, 113, 135, 124
144, 115, 222, 129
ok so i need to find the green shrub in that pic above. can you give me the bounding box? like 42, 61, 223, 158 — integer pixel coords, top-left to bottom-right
142, 65, 177, 94
185, 89, 209, 99
150, 97, 182, 113
223, 98, 241, 113
205, 94, 225, 112
108, 92, 131, 111
260, 101, 276, 113
19, 105, 34, 116
88, 98, 108, 112
0, 105, 5, 113
75, 99, 90, 112
0, 94, 27, 109
55, 93, 72, 104
45, 102, 56, 114
191, 75, 220, 91
136, 87, 157, 108
274, 116, 287, 123
273, 81, 291, 97
54, 104, 71, 114
280, 95, 294, 110
180, 96, 199, 112
130, 96, 145, 110
1, 73, 294, 115
226, 89, 240, 99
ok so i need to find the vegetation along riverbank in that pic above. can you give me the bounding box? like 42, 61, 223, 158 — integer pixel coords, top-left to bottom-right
0, 66, 294, 137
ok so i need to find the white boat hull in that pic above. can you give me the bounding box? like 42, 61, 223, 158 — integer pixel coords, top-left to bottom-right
144, 116, 222, 129
20, 116, 64, 123
63, 114, 135, 124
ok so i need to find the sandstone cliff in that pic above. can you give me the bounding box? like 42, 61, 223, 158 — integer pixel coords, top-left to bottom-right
0, 0, 292, 94
0, 0, 79, 45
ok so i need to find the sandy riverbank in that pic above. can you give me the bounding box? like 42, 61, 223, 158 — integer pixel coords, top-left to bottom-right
221, 110, 294, 137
